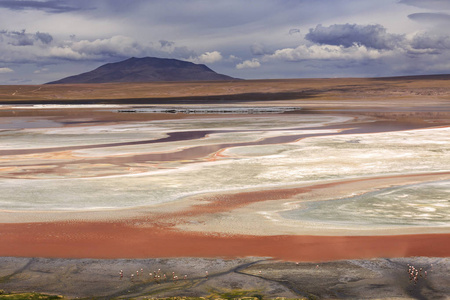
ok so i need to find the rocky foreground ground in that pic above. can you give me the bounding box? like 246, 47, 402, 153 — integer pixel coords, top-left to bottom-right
0, 257, 448, 299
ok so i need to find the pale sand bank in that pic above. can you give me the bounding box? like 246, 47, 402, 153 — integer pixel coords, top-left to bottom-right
175, 172, 450, 236
0, 171, 448, 237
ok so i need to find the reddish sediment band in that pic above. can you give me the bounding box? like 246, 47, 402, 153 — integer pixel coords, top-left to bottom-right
0, 220, 448, 261
1, 172, 449, 261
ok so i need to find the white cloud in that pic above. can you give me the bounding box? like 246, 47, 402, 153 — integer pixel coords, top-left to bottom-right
189, 51, 223, 64
250, 43, 268, 55
69, 35, 142, 57
236, 59, 261, 69
34, 68, 49, 74
264, 23, 450, 67
265, 44, 389, 61
0, 67, 14, 73
0, 34, 144, 62
0, 30, 200, 65
400, 0, 450, 10
49, 45, 87, 60
227, 55, 240, 61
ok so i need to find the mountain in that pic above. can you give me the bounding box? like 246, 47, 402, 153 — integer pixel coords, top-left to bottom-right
47, 57, 237, 84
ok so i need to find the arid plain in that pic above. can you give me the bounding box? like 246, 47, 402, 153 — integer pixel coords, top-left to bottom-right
0, 77, 449, 299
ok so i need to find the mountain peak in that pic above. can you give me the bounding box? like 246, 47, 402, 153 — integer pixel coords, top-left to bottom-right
47, 57, 237, 84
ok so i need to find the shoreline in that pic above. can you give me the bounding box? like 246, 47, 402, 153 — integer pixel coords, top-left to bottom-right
1, 256, 448, 299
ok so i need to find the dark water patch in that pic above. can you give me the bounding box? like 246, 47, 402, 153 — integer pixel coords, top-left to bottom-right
0, 130, 217, 156
6, 120, 443, 173
0, 118, 437, 157
0, 118, 62, 130
0, 91, 319, 105
79, 120, 446, 165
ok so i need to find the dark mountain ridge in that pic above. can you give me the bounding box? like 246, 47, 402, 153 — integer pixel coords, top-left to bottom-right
47, 57, 237, 84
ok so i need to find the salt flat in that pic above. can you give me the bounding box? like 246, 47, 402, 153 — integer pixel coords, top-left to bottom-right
0, 78, 449, 298
0, 109, 448, 236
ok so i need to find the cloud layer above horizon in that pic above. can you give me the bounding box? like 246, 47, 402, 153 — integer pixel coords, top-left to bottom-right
1, 0, 450, 84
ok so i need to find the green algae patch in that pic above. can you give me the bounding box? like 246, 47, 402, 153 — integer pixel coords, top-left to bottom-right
206, 288, 306, 300
0, 291, 64, 300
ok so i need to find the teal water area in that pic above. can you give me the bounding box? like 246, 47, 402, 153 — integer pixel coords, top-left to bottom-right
281, 180, 450, 227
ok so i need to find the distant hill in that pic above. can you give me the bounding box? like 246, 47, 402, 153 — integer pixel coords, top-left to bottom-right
47, 57, 237, 84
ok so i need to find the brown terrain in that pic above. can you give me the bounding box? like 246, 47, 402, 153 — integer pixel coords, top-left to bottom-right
0, 75, 449, 105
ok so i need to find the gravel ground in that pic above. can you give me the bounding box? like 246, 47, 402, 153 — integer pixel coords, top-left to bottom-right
0, 256, 448, 299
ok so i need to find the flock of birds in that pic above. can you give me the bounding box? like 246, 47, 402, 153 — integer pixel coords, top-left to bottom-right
407, 263, 432, 285
119, 268, 208, 284
116, 262, 434, 288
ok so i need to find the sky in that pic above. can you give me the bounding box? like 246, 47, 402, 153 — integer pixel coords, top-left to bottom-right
1, 0, 450, 84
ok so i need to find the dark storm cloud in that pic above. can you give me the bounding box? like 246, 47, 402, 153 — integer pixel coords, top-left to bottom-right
399, 0, 450, 10
411, 32, 450, 50
2, 0, 450, 83
169, 46, 197, 59
408, 12, 450, 23
0, 30, 34, 46
36, 32, 53, 44
305, 23, 404, 50
0, 26, 200, 67
156, 40, 197, 60
0, 30, 53, 46
0, 0, 81, 13
159, 40, 174, 48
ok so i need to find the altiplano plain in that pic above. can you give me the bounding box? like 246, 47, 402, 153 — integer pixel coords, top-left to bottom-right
0, 77, 449, 299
